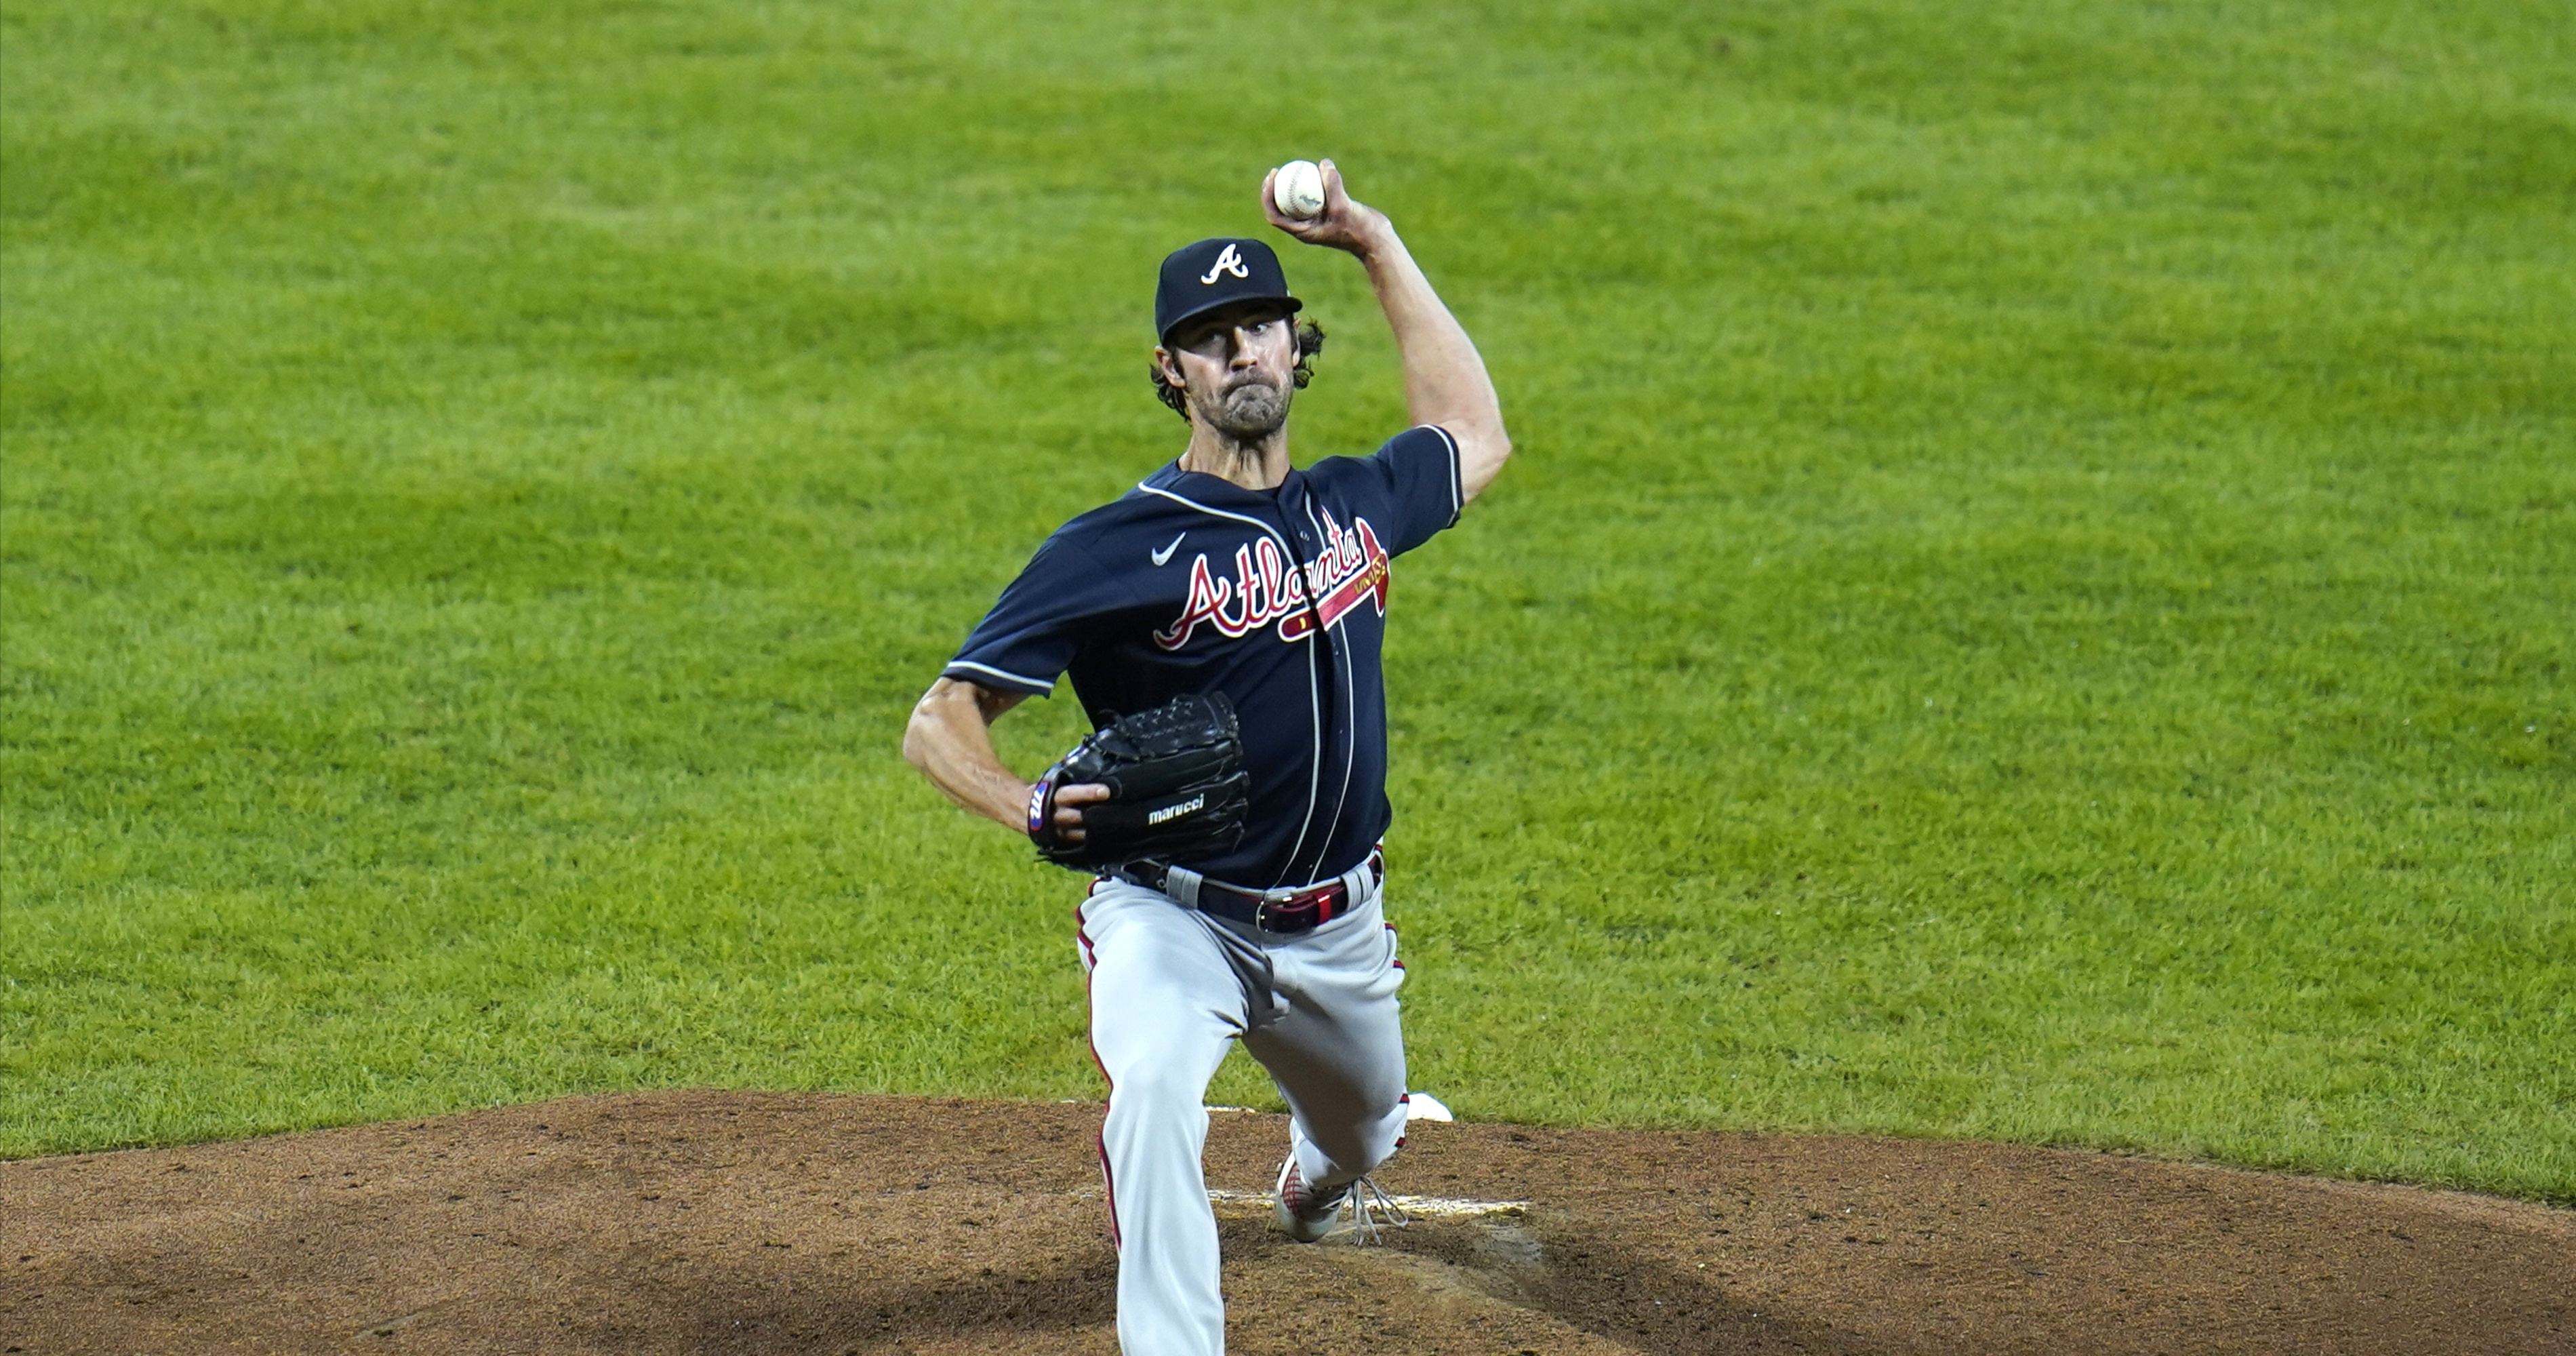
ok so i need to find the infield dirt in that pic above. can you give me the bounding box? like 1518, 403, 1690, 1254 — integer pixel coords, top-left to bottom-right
3, 1090, 2567, 1355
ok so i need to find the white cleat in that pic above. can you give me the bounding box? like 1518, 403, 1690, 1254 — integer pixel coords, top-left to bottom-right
1273, 1155, 1408, 1244
1274, 1155, 1350, 1242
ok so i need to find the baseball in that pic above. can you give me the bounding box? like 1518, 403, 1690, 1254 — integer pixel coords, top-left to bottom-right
1273, 159, 1325, 220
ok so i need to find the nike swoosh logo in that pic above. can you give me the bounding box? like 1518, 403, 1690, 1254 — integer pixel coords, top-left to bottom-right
1150, 533, 1185, 567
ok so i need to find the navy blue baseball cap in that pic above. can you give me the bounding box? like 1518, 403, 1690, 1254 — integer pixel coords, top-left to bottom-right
1155, 237, 1302, 342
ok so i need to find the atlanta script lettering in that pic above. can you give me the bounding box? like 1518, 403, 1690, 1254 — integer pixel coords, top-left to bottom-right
1152, 512, 1391, 651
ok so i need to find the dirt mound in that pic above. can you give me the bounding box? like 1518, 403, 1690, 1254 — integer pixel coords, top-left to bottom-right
2, 1090, 2567, 1354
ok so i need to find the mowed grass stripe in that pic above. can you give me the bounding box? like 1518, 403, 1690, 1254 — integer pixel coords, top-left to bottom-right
3, 0, 2569, 1197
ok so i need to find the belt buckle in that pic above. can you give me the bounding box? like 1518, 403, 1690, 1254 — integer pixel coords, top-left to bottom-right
1251, 881, 1340, 938
1255, 885, 1335, 934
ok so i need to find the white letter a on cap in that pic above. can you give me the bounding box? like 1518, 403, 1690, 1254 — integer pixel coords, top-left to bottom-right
1200, 244, 1248, 285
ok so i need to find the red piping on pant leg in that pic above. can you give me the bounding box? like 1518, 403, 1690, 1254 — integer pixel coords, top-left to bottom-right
1095, 1121, 1121, 1251
1088, 1037, 1119, 1248
1075, 899, 1119, 1250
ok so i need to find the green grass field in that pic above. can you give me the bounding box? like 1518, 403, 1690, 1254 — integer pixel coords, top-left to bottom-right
5, 0, 2570, 1199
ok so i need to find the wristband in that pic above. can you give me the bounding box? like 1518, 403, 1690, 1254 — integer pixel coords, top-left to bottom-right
1026, 761, 1066, 839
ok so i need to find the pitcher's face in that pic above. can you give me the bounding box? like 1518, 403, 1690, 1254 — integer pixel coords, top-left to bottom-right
1159, 302, 1299, 439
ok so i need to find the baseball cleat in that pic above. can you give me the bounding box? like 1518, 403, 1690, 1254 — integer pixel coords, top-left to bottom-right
1274, 1156, 1409, 1244
1274, 1155, 1351, 1242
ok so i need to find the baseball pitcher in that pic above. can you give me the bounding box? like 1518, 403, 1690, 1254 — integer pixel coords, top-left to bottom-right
902, 160, 1511, 1355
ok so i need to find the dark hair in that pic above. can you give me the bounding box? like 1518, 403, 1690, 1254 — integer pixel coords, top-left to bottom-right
1152, 319, 1325, 419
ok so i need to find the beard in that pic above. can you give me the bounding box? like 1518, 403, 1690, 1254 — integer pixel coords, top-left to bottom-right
1196, 376, 1289, 440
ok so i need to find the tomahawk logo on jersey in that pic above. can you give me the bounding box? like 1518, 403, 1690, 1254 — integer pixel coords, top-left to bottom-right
945, 423, 1464, 891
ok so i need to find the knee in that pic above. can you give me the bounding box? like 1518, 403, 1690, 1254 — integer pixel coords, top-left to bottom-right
1311, 1101, 1407, 1176
1103, 1063, 1213, 1123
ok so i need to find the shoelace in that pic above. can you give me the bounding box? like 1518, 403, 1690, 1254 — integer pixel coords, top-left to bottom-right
1342, 1175, 1411, 1245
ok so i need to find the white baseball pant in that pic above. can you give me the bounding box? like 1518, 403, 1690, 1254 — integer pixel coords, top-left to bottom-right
1074, 864, 1408, 1356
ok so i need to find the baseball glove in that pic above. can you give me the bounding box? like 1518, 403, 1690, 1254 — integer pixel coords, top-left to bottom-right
1027, 692, 1249, 870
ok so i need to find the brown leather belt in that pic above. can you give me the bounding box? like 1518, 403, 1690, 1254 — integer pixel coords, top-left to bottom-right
1112, 851, 1382, 935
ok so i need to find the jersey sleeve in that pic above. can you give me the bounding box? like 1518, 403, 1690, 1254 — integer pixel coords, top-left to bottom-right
1357, 424, 1466, 555
942, 533, 1131, 696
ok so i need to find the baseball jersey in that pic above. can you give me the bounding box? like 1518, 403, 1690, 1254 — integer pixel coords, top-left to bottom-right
946, 424, 1466, 891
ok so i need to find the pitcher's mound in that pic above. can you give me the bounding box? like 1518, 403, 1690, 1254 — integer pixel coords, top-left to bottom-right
3, 1090, 2567, 1354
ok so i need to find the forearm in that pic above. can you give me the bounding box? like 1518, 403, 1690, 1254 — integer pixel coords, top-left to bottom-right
902, 679, 1034, 830
1360, 233, 1491, 426
1356, 225, 1512, 499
